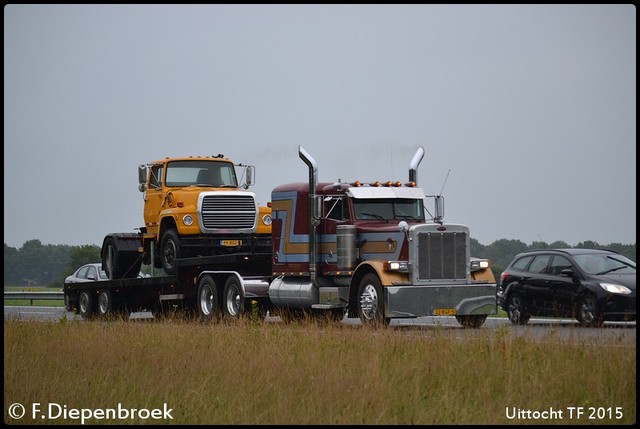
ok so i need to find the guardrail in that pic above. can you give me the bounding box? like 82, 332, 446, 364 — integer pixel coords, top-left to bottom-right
4, 291, 64, 305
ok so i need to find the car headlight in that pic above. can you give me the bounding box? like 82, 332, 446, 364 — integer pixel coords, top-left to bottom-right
599, 282, 632, 295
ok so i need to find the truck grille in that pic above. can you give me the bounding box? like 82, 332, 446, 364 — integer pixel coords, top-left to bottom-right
201, 195, 257, 230
417, 231, 467, 280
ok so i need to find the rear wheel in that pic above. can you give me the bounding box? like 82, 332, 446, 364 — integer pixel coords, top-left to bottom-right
357, 273, 390, 327
97, 290, 115, 317
506, 293, 530, 325
223, 276, 245, 318
197, 274, 221, 322
103, 237, 142, 279
78, 290, 95, 320
455, 315, 487, 328
576, 294, 604, 327
160, 229, 181, 275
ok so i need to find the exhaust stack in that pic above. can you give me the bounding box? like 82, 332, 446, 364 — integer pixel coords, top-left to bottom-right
409, 146, 425, 185
298, 146, 318, 285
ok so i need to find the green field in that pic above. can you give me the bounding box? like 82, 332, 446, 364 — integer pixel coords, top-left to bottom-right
4, 317, 635, 425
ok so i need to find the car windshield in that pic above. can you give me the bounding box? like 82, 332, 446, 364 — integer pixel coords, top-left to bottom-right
573, 254, 636, 275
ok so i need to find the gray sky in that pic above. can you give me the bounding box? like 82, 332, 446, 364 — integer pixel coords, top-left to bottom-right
4, 4, 636, 249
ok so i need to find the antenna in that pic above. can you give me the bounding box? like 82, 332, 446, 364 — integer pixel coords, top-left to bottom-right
439, 168, 451, 196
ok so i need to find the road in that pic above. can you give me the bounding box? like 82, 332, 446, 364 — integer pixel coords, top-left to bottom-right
4, 305, 635, 345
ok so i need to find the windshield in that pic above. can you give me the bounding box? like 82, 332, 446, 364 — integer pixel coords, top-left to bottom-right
573, 253, 636, 275
164, 160, 238, 188
353, 198, 424, 221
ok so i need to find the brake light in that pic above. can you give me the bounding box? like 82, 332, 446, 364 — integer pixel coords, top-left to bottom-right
499, 272, 509, 284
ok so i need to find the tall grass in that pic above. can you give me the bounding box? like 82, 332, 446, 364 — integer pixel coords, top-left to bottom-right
4, 317, 635, 425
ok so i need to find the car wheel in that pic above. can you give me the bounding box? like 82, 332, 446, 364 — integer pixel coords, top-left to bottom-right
506, 293, 530, 325
160, 229, 181, 275
576, 294, 604, 327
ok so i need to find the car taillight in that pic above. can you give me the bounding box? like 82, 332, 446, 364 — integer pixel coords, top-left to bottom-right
499, 272, 509, 284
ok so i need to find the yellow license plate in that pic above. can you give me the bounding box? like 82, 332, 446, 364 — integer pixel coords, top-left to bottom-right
433, 308, 456, 316
220, 240, 242, 246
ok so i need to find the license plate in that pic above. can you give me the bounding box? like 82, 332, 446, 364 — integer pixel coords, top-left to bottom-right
220, 240, 242, 246
433, 308, 456, 316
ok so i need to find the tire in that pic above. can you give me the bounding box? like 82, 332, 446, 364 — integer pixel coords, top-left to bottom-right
197, 274, 221, 321
223, 276, 245, 318
506, 293, 530, 325
455, 315, 487, 328
78, 290, 95, 320
97, 290, 115, 318
576, 294, 604, 327
357, 273, 390, 327
160, 229, 181, 275
103, 237, 142, 279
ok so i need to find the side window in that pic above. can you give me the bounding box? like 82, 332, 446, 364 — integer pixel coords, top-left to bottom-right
512, 255, 534, 270
528, 255, 551, 273
549, 255, 573, 276
77, 266, 89, 279
326, 197, 347, 221
87, 266, 97, 280
149, 166, 162, 188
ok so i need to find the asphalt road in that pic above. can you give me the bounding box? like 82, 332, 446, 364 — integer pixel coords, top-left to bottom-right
4, 305, 635, 346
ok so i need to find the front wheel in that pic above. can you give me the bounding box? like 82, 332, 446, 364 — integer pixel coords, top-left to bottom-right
357, 273, 389, 327
455, 315, 487, 328
576, 294, 604, 327
197, 275, 221, 322
160, 229, 181, 275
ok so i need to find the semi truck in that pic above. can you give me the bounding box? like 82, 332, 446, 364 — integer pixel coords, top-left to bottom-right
63, 146, 497, 327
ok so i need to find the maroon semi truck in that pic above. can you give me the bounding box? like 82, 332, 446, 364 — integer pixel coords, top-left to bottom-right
63, 146, 496, 327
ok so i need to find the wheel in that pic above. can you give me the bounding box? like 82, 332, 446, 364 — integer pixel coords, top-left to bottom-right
97, 290, 115, 318
64, 293, 73, 312
78, 290, 95, 319
103, 237, 142, 279
357, 273, 390, 327
576, 294, 604, 327
223, 276, 245, 318
506, 293, 530, 325
197, 274, 221, 321
160, 229, 181, 275
455, 315, 487, 328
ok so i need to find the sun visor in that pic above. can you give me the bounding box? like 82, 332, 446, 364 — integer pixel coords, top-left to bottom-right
347, 186, 425, 199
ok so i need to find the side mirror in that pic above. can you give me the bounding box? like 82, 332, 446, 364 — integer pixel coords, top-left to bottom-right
138, 165, 148, 193
245, 165, 255, 188
560, 268, 575, 277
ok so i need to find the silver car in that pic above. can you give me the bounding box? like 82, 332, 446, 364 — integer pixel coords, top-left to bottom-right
64, 263, 109, 283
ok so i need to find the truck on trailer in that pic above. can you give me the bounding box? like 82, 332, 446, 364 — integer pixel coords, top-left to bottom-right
63, 146, 497, 327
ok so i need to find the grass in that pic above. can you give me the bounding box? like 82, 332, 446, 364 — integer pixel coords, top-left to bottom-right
3, 316, 636, 425
4, 286, 64, 307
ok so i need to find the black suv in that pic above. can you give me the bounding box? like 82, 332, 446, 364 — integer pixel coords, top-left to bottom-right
497, 248, 636, 327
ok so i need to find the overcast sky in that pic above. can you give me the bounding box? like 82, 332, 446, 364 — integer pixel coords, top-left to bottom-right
4, 4, 636, 249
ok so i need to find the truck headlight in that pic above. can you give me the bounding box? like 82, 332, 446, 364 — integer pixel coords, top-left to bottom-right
182, 214, 194, 226
384, 261, 409, 272
262, 214, 272, 226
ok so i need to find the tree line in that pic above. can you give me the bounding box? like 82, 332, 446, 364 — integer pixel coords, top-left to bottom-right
4, 239, 637, 288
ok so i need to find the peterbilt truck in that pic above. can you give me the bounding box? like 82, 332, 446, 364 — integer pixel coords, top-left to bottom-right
63, 146, 496, 327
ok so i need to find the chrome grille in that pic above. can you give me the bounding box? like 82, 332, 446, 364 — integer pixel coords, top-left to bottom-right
417, 231, 467, 280
201, 195, 256, 230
